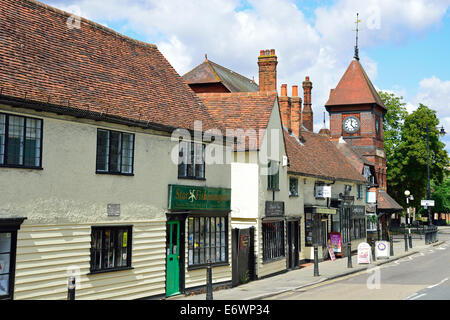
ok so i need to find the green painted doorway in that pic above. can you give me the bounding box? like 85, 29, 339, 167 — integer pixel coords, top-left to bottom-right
166, 220, 181, 297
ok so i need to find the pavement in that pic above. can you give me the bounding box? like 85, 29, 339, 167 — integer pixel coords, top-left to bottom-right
166, 226, 449, 301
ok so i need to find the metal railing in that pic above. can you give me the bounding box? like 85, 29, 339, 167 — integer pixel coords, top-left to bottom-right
424, 225, 438, 244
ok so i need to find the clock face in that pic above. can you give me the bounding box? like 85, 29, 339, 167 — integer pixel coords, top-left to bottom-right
343, 116, 360, 134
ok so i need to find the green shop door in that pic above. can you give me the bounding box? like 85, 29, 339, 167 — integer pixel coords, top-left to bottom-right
166, 221, 181, 297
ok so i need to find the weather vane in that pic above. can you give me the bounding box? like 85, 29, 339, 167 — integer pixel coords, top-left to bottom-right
354, 13, 360, 60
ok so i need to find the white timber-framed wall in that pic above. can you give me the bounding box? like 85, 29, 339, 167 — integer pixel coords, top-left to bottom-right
230, 99, 304, 279
0, 103, 231, 300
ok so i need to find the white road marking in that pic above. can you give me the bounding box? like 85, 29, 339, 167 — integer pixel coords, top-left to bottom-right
410, 293, 427, 300
427, 278, 449, 289
404, 293, 418, 300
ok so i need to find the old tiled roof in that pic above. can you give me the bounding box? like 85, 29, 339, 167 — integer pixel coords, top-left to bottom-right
377, 190, 403, 212
333, 139, 374, 175
197, 92, 277, 150
325, 59, 386, 109
284, 129, 366, 182
183, 59, 259, 92
0, 0, 220, 132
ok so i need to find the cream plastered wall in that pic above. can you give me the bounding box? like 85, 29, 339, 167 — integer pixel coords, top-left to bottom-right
300, 176, 366, 260
0, 104, 231, 299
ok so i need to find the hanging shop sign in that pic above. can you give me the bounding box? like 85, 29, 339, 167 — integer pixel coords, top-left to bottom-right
168, 185, 231, 211
265, 201, 285, 217
367, 191, 377, 204
357, 242, 371, 264
375, 241, 389, 260
329, 232, 342, 254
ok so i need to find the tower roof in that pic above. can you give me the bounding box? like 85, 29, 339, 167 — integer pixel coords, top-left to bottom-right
325, 59, 386, 109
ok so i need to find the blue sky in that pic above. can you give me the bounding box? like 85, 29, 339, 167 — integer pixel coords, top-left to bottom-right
48, 0, 450, 152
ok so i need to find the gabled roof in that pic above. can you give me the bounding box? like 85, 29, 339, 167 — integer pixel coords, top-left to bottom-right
0, 0, 220, 132
325, 59, 386, 109
197, 92, 277, 150
183, 59, 259, 92
284, 130, 366, 183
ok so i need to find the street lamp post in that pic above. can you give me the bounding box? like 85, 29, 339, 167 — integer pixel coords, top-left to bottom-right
343, 195, 354, 269
425, 122, 446, 227
404, 190, 413, 249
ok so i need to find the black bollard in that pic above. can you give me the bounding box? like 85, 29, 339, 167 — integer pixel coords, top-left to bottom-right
371, 239, 376, 262
67, 276, 75, 300
404, 230, 408, 252
206, 260, 213, 300
390, 237, 394, 256
347, 242, 352, 268
408, 231, 413, 248
313, 245, 319, 276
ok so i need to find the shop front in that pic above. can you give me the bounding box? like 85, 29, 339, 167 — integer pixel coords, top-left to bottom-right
166, 184, 231, 297
304, 206, 337, 261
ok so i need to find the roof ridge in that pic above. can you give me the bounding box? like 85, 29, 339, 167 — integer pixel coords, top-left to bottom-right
22, 0, 158, 50
208, 60, 257, 86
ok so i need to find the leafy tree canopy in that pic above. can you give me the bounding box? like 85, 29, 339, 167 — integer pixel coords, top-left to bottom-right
379, 92, 449, 212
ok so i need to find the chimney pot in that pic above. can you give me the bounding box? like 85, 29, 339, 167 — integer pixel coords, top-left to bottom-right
270, 49, 275, 55
292, 85, 298, 97
260, 50, 265, 56
265, 49, 270, 56
281, 84, 287, 97
305, 76, 310, 81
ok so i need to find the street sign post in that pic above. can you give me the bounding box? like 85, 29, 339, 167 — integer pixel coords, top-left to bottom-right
421, 200, 435, 207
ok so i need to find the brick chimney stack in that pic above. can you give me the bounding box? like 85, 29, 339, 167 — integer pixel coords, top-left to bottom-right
290, 85, 302, 138
279, 84, 291, 132
258, 49, 277, 92
302, 76, 313, 132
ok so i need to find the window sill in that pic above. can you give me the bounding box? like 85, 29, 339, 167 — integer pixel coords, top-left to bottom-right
187, 262, 229, 271
178, 176, 206, 181
96, 171, 134, 176
0, 165, 43, 170
289, 194, 299, 198
267, 188, 280, 192
87, 266, 134, 275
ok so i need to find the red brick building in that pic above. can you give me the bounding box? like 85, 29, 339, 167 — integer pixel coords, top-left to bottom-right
325, 58, 403, 239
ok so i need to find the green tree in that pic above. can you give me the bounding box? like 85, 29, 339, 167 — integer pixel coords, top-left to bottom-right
379, 92, 449, 212
431, 173, 450, 213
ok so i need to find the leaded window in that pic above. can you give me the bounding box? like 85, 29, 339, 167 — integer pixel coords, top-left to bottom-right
96, 129, 134, 174
178, 141, 205, 179
188, 216, 227, 267
0, 113, 42, 168
289, 177, 298, 197
90, 226, 132, 273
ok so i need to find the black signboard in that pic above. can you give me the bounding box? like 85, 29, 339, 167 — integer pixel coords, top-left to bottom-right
265, 201, 285, 217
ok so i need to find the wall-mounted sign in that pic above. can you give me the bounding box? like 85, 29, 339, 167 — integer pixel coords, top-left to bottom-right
265, 201, 285, 217
315, 185, 331, 198
168, 185, 231, 211
107, 204, 120, 216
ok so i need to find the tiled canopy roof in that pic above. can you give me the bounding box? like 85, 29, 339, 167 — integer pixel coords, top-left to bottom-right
197, 92, 277, 150
378, 190, 403, 212
284, 130, 366, 183
325, 59, 386, 109
183, 59, 259, 92
0, 0, 220, 132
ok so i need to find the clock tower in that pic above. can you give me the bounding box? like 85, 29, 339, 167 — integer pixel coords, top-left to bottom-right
325, 58, 387, 190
